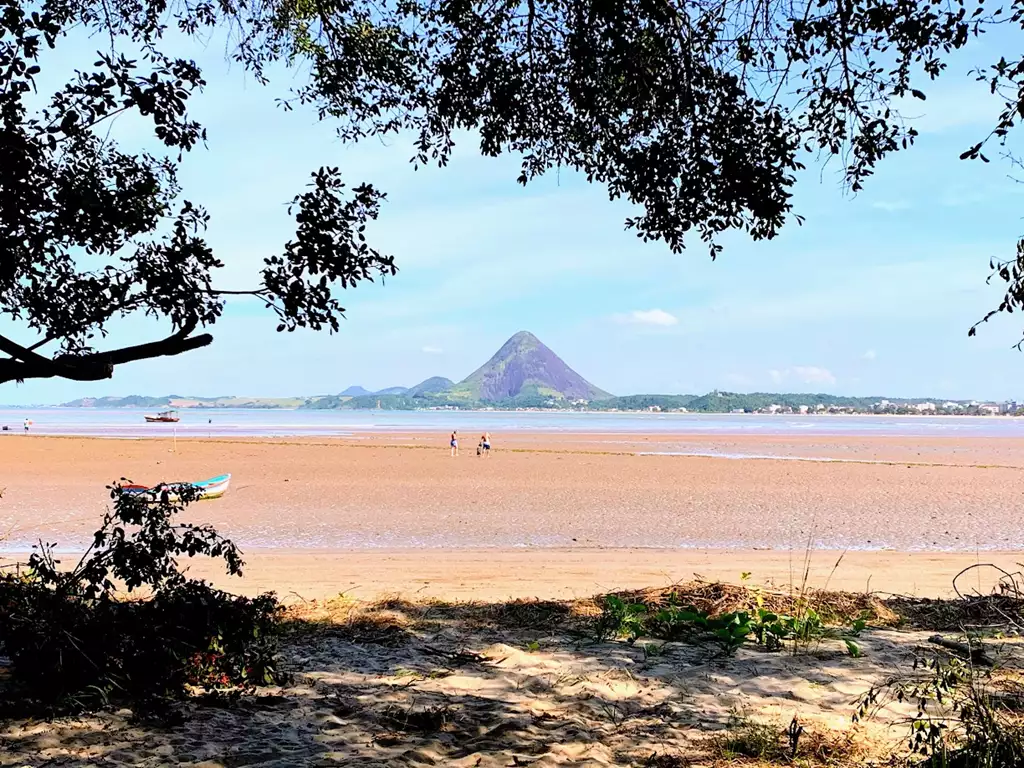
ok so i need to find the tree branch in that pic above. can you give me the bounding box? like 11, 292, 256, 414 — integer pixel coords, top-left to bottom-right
0, 326, 213, 385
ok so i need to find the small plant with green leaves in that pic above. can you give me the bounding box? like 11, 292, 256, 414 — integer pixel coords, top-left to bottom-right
751, 608, 791, 651
855, 653, 1024, 767
704, 611, 755, 655
641, 642, 663, 660
597, 592, 867, 657
596, 595, 650, 642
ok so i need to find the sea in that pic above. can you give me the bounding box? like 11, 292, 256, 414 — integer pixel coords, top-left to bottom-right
3, 406, 1024, 439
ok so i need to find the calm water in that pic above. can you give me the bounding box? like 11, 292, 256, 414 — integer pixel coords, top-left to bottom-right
2, 407, 1024, 438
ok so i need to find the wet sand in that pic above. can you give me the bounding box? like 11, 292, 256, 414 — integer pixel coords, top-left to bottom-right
1, 432, 1022, 600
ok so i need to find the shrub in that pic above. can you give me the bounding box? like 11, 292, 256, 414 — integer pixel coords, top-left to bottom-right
856, 654, 1024, 767
0, 481, 283, 712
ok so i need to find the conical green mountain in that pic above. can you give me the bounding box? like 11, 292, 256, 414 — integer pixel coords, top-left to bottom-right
448, 331, 611, 402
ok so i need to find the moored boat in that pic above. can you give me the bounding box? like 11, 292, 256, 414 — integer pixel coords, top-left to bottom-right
121, 473, 231, 502
144, 409, 180, 423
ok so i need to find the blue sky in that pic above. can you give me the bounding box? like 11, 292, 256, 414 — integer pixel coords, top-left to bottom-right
6, 26, 1024, 404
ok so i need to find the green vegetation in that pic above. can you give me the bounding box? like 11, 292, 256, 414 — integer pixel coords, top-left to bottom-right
407, 377, 455, 397
684, 391, 881, 413
305, 393, 462, 410
587, 394, 697, 411
61, 389, 988, 413
305, 389, 970, 413
0, 484, 283, 714
595, 592, 867, 656
856, 654, 1024, 767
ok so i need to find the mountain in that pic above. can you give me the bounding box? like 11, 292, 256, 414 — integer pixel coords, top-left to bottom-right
375, 386, 409, 395
60, 394, 306, 408
340, 386, 371, 397
407, 377, 454, 396
449, 331, 611, 402
64, 395, 176, 408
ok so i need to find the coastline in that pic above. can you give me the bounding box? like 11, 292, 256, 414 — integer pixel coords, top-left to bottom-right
3, 547, 1016, 601
87, 547, 1024, 601
11, 403, 1024, 417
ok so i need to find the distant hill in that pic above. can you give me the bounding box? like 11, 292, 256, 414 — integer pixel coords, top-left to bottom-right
64, 395, 176, 408
407, 377, 454, 396
307, 378, 456, 411
62, 394, 306, 409
340, 386, 371, 397
375, 386, 410, 395
448, 331, 611, 402
681, 391, 882, 413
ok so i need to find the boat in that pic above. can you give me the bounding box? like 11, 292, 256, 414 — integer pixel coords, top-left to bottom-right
144, 409, 180, 423
121, 473, 231, 503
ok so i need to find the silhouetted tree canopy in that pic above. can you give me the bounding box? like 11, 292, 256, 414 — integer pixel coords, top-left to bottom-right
3, 0, 1024, 384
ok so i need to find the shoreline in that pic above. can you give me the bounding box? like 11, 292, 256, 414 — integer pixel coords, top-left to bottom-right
4, 547, 1015, 601
8, 404, 1024, 417
2, 548, 1007, 602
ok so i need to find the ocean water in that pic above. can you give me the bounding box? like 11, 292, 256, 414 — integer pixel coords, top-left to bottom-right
2, 406, 1024, 438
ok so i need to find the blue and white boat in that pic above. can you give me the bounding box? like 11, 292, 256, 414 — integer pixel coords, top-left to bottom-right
121, 473, 231, 502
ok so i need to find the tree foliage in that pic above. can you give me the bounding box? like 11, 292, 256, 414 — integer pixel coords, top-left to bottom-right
0, 0, 394, 385
4, 0, 1024, 383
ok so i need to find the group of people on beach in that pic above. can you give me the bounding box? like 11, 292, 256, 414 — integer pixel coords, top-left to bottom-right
449, 430, 490, 457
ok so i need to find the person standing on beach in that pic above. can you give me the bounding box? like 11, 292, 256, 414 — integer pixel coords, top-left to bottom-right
23, 418, 30, 433
450, 430, 459, 457
482, 432, 491, 455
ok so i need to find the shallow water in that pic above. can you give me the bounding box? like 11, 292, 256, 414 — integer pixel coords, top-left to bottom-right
4, 407, 1024, 439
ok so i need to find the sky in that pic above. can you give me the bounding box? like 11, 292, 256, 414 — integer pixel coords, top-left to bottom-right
6, 23, 1024, 404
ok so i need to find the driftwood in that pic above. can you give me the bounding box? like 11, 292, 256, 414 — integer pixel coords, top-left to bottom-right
928, 634, 995, 667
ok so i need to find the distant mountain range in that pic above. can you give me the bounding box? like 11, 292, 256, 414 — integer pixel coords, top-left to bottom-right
55, 330, 998, 413
308, 332, 611, 409
62, 394, 308, 409
59, 332, 611, 410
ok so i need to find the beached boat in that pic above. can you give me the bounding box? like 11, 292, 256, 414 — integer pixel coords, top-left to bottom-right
121, 473, 231, 502
144, 409, 180, 423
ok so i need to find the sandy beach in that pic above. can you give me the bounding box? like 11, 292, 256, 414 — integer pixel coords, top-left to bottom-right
4, 431, 1024, 766
2, 431, 1022, 599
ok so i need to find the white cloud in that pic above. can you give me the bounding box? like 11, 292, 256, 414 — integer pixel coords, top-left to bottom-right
862, 349, 877, 361
940, 186, 988, 208
723, 373, 753, 388
792, 366, 837, 385
421, 345, 444, 354
871, 200, 911, 213
660, 254, 987, 336
768, 366, 838, 387
615, 309, 679, 327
